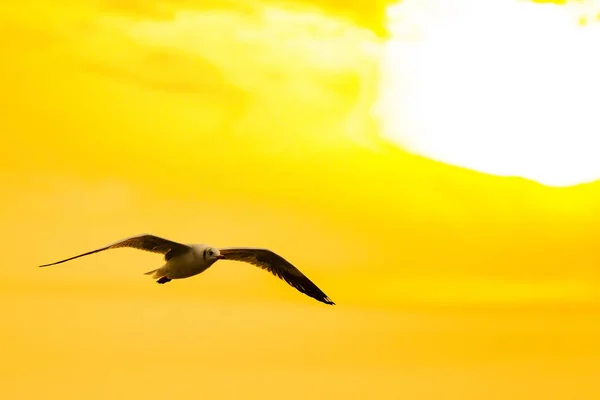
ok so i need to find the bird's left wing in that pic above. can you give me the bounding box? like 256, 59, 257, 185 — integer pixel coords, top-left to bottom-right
219, 247, 335, 305
39, 234, 191, 267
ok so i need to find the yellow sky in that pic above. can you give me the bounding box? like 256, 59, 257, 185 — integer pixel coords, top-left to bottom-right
1, 0, 600, 399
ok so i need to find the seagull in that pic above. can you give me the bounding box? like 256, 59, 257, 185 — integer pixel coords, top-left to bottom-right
39, 234, 335, 305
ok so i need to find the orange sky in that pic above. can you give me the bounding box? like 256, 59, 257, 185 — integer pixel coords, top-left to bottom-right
1, 0, 600, 399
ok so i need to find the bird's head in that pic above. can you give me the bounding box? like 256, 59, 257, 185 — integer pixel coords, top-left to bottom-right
205, 246, 225, 261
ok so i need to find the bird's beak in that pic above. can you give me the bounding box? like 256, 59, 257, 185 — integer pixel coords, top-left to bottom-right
217, 255, 225, 260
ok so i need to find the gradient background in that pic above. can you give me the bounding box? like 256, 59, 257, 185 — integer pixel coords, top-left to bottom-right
2, 0, 600, 399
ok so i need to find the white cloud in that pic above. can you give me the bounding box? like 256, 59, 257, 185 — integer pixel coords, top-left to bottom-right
376, 0, 600, 186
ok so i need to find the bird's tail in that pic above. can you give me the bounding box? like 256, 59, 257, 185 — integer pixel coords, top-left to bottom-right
144, 268, 161, 278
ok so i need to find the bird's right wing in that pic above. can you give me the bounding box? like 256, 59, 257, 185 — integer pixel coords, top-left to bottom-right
39, 234, 191, 267
219, 247, 335, 305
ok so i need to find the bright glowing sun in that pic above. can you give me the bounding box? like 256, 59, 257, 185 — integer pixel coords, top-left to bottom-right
376, 0, 600, 186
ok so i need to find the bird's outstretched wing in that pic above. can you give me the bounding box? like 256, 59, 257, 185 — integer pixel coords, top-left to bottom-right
39, 234, 191, 267
218, 247, 335, 305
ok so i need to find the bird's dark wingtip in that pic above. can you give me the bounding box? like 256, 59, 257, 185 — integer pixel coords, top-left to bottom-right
323, 297, 335, 305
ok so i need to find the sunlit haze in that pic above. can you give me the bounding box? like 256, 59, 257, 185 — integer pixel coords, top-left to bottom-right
2, 0, 600, 399
376, 0, 600, 186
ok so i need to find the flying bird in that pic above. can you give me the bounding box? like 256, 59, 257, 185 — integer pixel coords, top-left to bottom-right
39, 234, 335, 305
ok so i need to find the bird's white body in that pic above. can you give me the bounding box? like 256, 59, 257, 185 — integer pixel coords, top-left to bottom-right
147, 244, 217, 280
